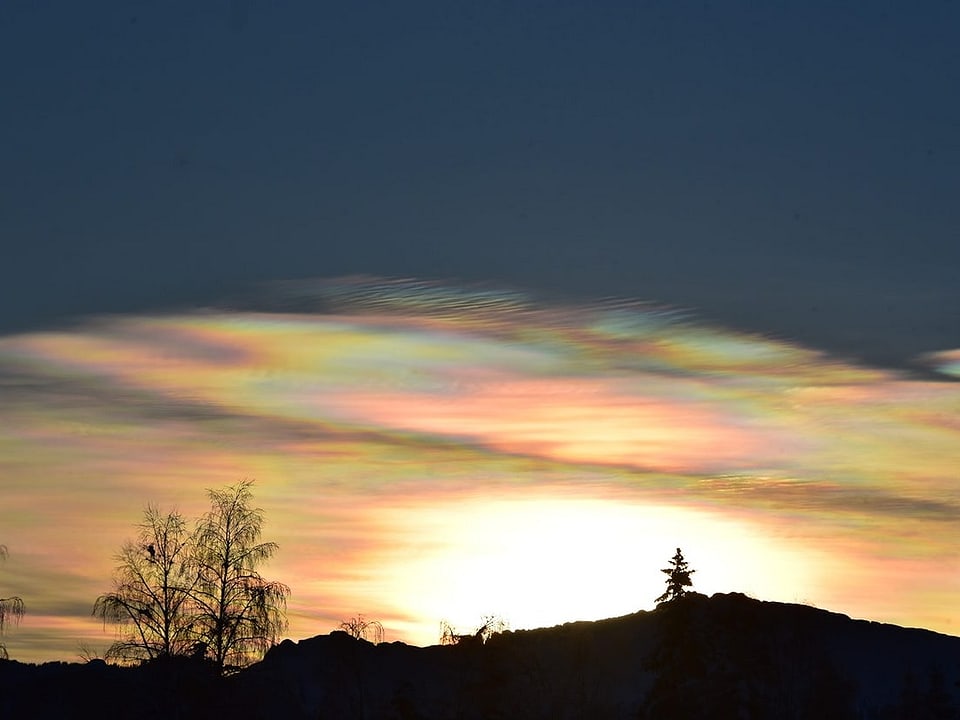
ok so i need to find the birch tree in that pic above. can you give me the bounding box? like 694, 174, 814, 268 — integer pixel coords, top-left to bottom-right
92, 506, 197, 663
190, 480, 289, 672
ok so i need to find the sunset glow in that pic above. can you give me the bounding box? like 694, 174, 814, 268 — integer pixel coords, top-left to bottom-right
1, 278, 959, 662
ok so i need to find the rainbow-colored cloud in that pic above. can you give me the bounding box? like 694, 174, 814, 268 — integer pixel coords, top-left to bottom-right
1, 278, 958, 662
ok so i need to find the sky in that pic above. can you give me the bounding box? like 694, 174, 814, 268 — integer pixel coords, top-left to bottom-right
0, 2, 958, 663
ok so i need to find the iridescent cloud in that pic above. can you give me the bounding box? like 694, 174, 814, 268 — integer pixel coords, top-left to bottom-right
923, 348, 960, 379
1, 277, 958, 662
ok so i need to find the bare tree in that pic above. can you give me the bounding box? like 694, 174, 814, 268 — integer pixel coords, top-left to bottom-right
77, 641, 110, 663
0, 544, 25, 659
439, 619, 459, 646
440, 615, 508, 645
339, 614, 384, 643
190, 480, 290, 672
92, 506, 198, 664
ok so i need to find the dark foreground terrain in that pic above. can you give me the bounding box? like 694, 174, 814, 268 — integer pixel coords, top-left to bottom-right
3, 593, 959, 719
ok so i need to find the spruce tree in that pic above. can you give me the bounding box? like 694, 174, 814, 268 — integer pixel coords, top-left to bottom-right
656, 547, 695, 604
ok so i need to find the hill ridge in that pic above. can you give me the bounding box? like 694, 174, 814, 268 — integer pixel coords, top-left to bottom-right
3, 592, 959, 719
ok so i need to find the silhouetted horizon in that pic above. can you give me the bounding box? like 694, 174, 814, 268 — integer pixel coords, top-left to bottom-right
4, 592, 960, 719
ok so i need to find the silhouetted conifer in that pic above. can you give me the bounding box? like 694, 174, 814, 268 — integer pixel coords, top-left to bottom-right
656, 548, 695, 604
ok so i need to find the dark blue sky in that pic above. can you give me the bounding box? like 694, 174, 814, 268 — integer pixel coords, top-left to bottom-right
2, 1, 957, 367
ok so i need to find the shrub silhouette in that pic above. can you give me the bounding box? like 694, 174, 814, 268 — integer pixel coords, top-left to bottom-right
440, 615, 508, 645
339, 614, 384, 643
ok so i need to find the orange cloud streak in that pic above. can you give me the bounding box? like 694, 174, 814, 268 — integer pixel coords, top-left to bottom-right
322, 377, 782, 473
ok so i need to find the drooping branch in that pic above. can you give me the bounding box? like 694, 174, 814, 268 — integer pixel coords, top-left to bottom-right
0, 544, 25, 659
188, 480, 289, 672
91, 506, 198, 663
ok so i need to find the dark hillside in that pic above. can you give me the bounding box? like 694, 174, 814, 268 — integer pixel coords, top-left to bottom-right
3, 593, 959, 719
